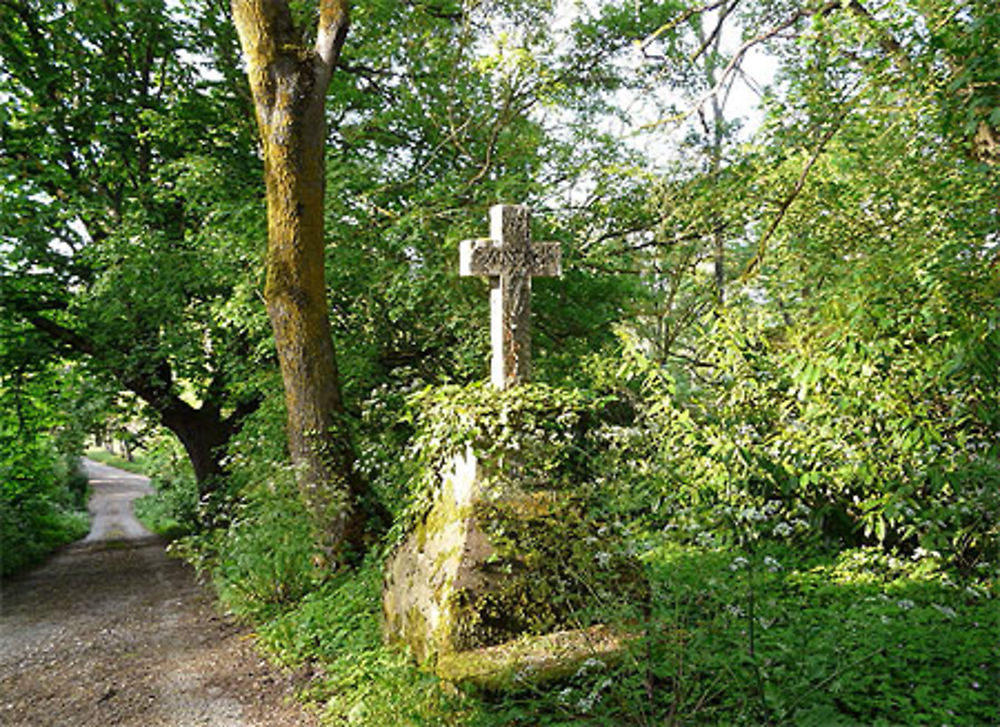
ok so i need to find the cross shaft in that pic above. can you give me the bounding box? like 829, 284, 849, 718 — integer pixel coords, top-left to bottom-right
460, 205, 562, 390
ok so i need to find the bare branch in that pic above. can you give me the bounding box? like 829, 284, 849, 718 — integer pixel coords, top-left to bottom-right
640, 0, 729, 51
704, 2, 835, 108
642, 1, 838, 132
689, 0, 742, 64
25, 314, 97, 357
846, 0, 912, 73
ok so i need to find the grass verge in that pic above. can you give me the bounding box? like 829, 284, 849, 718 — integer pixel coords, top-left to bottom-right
84, 448, 150, 475
85, 448, 191, 539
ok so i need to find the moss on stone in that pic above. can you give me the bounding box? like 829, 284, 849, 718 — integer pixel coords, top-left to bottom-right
438, 492, 648, 655
435, 625, 637, 691
416, 479, 472, 550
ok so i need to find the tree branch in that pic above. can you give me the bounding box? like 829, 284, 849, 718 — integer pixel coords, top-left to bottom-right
741, 114, 847, 280
316, 0, 349, 74
845, 0, 912, 73
689, 0, 742, 64
973, 120, 1000, 165
230, 0, 296, 108
24, 313, 192, 420
642, 1, 838, 131
25, 314, 98, 357
640, 0, 729, 52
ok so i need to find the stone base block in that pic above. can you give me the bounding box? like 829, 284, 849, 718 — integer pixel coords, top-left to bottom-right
382, 450, 647, 684
435, 625, 635, 690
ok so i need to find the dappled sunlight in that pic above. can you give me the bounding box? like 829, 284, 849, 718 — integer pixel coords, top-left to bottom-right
2, 0, 996, 724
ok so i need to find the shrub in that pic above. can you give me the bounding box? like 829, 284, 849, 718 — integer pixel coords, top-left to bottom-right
1, 442, 89, 576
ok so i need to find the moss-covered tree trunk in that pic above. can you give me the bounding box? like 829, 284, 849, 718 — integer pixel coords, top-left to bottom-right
232, 0, 366, 562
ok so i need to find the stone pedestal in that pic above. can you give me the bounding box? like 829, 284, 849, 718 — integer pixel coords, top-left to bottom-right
383, 444, 645, 687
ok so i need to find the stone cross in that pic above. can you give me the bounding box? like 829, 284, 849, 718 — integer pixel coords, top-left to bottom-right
460, 205, 562, 390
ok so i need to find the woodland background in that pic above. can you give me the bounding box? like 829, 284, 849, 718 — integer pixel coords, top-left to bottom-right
1, 0, 998, 723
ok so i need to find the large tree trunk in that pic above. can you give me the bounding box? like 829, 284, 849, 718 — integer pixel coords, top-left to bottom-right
159, 402, 234, 489
232, 0, 367, 563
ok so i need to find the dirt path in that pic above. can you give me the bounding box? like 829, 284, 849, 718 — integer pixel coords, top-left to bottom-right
0, 459, 318, 727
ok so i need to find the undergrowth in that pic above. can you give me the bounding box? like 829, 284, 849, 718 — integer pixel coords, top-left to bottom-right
197, 534, 997, 726
84, 448, 150, 475
172, 370, 999, 725
93, 439, 201, 539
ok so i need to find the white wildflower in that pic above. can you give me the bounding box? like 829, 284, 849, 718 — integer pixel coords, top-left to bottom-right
773, 522, 793, 538
695, 531, 716, 547
964, 585, 985, 599
574, 657, 606, 678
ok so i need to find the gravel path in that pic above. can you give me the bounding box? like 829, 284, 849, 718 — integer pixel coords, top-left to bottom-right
0, 459, 318, 727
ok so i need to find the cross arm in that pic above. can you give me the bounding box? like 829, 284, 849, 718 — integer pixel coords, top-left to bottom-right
459, 238, 562, 278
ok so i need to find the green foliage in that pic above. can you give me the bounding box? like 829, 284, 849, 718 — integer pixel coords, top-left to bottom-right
3, 0, 994, 724
171, 389, 319, 618
623, 543, 999, 726
0, 0, 269, 497
193, 529, 996, 726
128, 436, 201, 538
0, 365, 91, 575
0, 443, 89, 576
174, 472, 321, 620
311, 0, 647, 407
214, 492, 320, 618
335, 544, 990, 727
83, 449, 144, 473
591, 318, 1000, 571
257, 555, 468, 726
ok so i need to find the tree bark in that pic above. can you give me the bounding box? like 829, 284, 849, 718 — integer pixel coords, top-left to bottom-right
231, 0, 367, 563
694, 5, 729, 306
